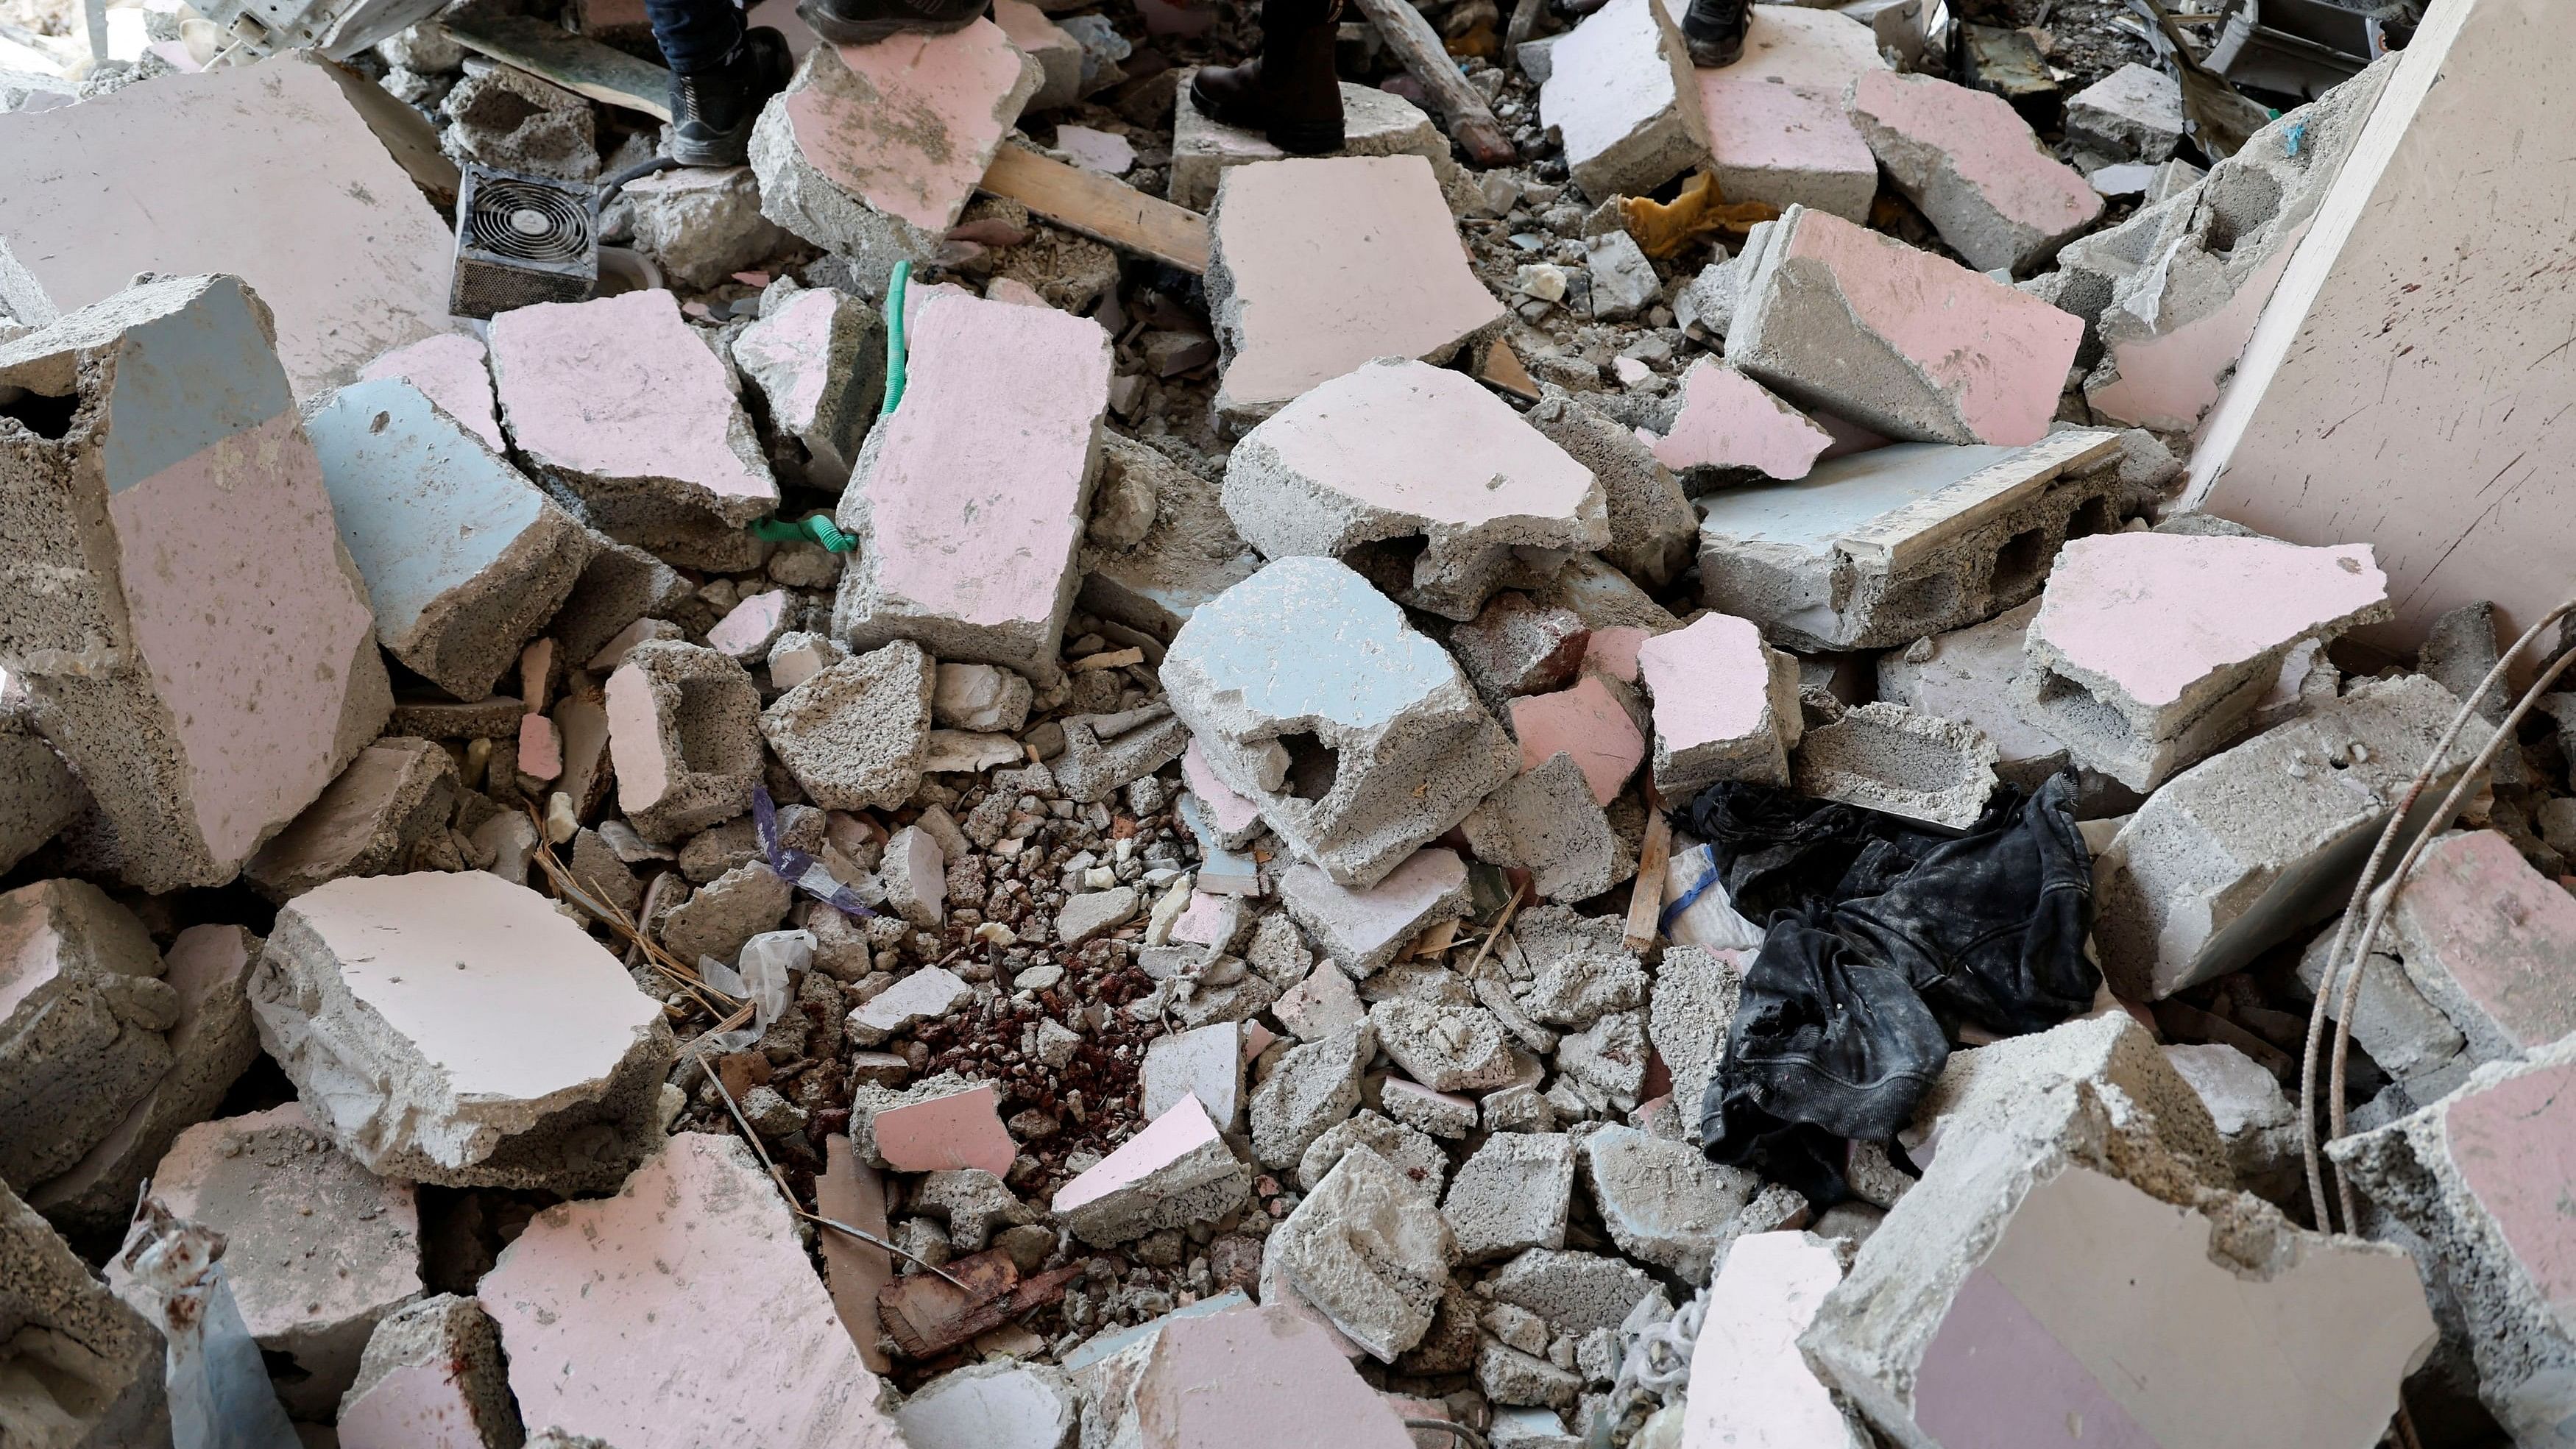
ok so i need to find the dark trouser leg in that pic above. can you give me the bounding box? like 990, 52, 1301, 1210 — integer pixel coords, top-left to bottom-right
645, 0, 745, 74
1187, 0, 1345, 154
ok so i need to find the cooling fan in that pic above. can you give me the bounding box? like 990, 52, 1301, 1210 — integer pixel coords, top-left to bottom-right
449, 165, 601, 320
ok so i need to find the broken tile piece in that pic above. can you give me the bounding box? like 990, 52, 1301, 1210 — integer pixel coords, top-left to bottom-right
1683, 1231, 1864, 1447
0, 273, 392, 892
1725, 205, 2082, 446
898, 1359, 1080, 1449
874, 1083, 1017, 1177
1206, 156, 1507, 422
249, 871, 676, 1190
1089, 1302, 1420, 1449
1509, 676, 1645, 807
1170, 76, 1455, 210
1681, 3, 1886, 221
2017, 532, 2393, 791
1635, 611, 1800, 794
1280, 848, 1471, 977
132, 1102, 422, 1418
1538, 0, 1710, 200
489, 288, 779, 570
834, 290, 1109, 684
359, 332, 503, 453
481, 1133, 907, 1449
1643, 358, 1833, 481
1053, 1094, 1253, 1246
1167, 558, 1518, 888
1694, 429, 2128, 651
1847, 69, 2102, 274
1223, 358, 1608, 621
308, 378, 591, 701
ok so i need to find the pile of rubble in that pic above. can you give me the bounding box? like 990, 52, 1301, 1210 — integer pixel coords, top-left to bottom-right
8, 0, 2573, 1447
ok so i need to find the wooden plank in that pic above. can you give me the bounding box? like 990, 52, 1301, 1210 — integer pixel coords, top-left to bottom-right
1345, 0, 1515, 167
979, 143, 1210, 274
445, 13, 673, 121
1624, 799, 1673, 952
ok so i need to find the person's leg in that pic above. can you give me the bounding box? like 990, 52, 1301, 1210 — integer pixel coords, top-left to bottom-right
647, 0, 792, 169
796, 0, 987, 51
1187, 0, 1343, 155
1678, 0, 1749, 67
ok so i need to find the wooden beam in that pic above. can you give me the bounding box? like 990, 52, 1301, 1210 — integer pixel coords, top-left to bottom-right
978, 144, 1211, 273
445, 14, 673, 121
1345, 0, 1515, 167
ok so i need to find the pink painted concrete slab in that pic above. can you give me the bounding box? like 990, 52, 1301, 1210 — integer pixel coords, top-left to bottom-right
782, 24, 1040, 233
1510, 676, 1645, 804
1183, 739, 1264, 839
2393, 829, 2576, 1052
1682, 1231, 1850, 1448
1848, 68, 2102, 273
708, 589, 793, 659
1054, 1093, 1222, 1216
1172, 890, 1234, 947
2446, 1057, 2576, 1315
2032, 534, 2387, 707
488, 288, 777, 515
1636, 613, 1775, 751
1684, 3, 1885, 221
1585, 626, 1652, 684
1758, 207, 2081, 446
360, 333, 503, 453
480, 1133, 907, 1449
339, 1361, 489, 1449
517, 712, 562, 782
874, 1082, 1017, 1176
1646, 359, 1833, 478
2091, 218, 2307, 432
1132, 1303, 1418, 1449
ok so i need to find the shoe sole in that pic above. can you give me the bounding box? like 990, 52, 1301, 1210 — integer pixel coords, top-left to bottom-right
667, 132, 752, 167
796, 0, 982, 46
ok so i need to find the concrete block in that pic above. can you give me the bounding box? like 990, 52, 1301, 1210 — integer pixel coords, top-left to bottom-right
2017, 533, 2392, 791
1379, 1077, 1477, 1139
1682, 1231, 1867, 1448
1206, 157, 1505, 422
1271, 1146, 1457, 1361
1462, 753, 1627, 903
753, 28, 1039, 277
1636, 611, 1800, 794
130, 1102, 421, 1417
0, 1176, 167, 1449
760, 640, 933, 812
1815, 1014, 2434, 1449
898, 1360, 1078, 1449
734, 281, 884, 490
1249, 1021, 1373, 1168
1586, 230, 1661, 321
1298, 1111, 1446, 1198
1580, 1124, 1758, 1278
28, 924, 261, 1239
1167, 558, 1518, 888
1725, 205, 2083, 446
1677, 4, 1886, 221
2096, 676, 2479, 1000
1847, 69, 2102, 274
1646, 944, 1741, 1130
0, 717, 81, 877
2064, 62, 2182, 162
250, 871, 676, 1190
1055, 1094, 1251, 1247
1510, 904, 1647, 1027
1280, 847, 1470, 977
1875, 598, 2070, 790
1557, 1009, 1649, 1098
1183, 741, 1266, 851
2333, 1033, 2576, 1448
934, 662, 1033, 733
1695, 429, 2129, 651
2296, 921, 2466, 1090
336, 1294, 519, 1449
0, 52, 454, 398
1077, 433, 1264, 642
846, 966, 974, 1044
1538, 0, 1710, 199
656, 860, 793, 964
1143, 1021, 1244, 1128
1371, 999, 1518, 1094
1055, 706, 1190, 804
1442, 1132, 1574, 1261
489, 289, 776, 570
1223, 358, 1607, 621
1521, 392, 1698, 588
605, 640, 764, 842
833, 291, 1107, 682
1277, 957, 1369, 1041
1485, 1247, 1654, 1333
1448, 592, 1592, 709
358, 331, 501, 453
1641, 358, 1833, 483
241, 737, 461, 901
553, 531, 693, 669
0, 274, 391, 891
307, 378, 589, 700
2159, 1042, 2299, 1202
1170, 76, 1454, 210
622, 165, 788, 291
1792, 701, 2000, 831
439, 67, 595, 181
0, 879, 173, 1191
481, 1133, 906, 1449
1508, 675, 1645, 807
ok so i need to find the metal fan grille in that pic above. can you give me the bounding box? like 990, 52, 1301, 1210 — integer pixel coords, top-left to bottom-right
467, 180, 592, 265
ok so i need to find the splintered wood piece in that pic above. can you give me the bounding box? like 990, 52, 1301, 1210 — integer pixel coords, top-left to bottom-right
1624, 803, 1673, 951
878, 1249, 1084, 1358
445, 14, 674, 121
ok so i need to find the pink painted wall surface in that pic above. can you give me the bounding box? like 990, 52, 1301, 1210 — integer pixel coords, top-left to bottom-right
782, 24, 1037, 233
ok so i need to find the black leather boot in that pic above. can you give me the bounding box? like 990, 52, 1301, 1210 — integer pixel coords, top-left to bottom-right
796, 0, 987, 48
1680, 0, 1749, 66
668, 28, 793, 166
1189, 0, 1344, 155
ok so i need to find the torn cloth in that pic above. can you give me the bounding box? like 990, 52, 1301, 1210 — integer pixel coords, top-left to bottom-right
1681, 772, 2098, 1205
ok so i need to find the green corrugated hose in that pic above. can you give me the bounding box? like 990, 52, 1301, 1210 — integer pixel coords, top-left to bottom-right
743, 261, 913, 556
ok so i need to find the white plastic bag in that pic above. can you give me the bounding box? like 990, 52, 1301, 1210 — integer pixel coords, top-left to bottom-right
1662, 841, 1765, 952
